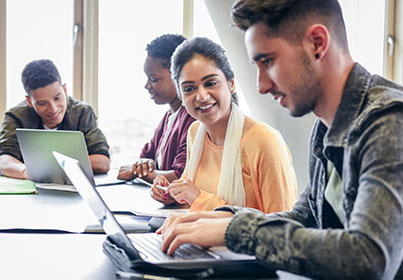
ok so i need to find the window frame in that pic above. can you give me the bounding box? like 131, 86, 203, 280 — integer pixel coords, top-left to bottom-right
73, 0, 84, 103
384, 0, 403, 84
0, 0, 6, 123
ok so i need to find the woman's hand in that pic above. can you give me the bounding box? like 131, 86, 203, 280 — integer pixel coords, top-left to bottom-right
167, 178, 201, 205
150, 175, 176, 205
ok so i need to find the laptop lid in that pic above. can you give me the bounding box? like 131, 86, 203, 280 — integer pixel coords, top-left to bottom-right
52, 151, 141, 259
16, 128, 94, 185
53, 152, 256, 268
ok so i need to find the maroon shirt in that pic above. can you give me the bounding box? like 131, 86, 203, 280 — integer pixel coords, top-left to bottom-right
140, 107, 195, 178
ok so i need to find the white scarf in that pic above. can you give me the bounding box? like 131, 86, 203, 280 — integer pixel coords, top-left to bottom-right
187, 104, 246, 206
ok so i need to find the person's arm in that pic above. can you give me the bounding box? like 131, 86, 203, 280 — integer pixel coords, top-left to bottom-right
150, 175, 177, 205
0, 154, 28, 179
246, 124, 298, 213
167, 133, 223, 209
118, 111, 174, 182
75, 105, 111, 174
132, 159, 179, 183
158, 211, 234, 255
89, 154, 110, 174
225, 108, 403, 279
167, 111, 196, 179
189, 190, 226, 211
217, 185, 316, 225
172, 121, 226, 211
158, 191, 312, 256
137, 110, 195, 183
152, 169, 177, 182
117, 159, 178, 183
139, 113, 168, 160
0, 111, 29, 179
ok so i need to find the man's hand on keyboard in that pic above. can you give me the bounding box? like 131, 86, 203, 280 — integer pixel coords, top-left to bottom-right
157, 211, 233, 256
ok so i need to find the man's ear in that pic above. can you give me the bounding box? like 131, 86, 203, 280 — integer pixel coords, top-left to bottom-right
62, 83, 67, 95
25, 95, 33, 107
305, 24, 329, 60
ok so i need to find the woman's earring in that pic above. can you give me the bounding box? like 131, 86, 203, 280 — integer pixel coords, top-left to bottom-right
315, 53, 320, 59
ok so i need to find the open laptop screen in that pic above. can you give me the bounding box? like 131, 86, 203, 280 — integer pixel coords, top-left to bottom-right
53, 151, 141, 259
16, 129, 94, 184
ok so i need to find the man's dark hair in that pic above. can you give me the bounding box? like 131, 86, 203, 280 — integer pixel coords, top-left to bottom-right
231, 0, 348, 49
21, 59, 62, 96
146, 34, 187, 69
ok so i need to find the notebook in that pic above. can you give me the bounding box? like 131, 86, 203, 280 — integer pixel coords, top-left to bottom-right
0, 176, 38, 194
53, 152, 273, 278
16, 128, 124, 186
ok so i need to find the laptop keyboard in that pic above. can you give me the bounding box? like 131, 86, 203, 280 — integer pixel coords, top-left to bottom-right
130, 233, 217, 261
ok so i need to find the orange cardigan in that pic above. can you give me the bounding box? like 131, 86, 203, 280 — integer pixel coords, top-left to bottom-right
181, 118, 297, 213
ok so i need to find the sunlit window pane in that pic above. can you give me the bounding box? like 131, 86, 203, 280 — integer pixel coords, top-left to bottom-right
6, 0, 73, 108
98, 0, 183, 167
339, 0, 385, 75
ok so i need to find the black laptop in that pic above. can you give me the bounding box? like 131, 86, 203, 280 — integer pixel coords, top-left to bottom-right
53, 151, 276, 278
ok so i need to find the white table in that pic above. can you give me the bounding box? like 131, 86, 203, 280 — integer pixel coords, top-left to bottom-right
0, 183, 311, 280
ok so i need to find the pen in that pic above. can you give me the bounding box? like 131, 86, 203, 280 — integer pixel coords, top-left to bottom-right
135, 178, 167, 191
155, 184, 168, 191
134, 177, 153, 187
116, 270, 174, 280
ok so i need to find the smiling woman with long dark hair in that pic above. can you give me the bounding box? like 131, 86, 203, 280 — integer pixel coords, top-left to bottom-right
151, 37, 297, 213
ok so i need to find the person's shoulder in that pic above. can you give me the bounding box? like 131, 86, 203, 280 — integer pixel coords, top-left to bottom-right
5, 100, 38, 124
359, 80, 403, 126
67, 96, 94, 113
369, 85, 403, 103
162, 109, 172, 119
176, 107, 196, 131
159, 109, 173, 125
188, 121, 202, 138
6, 100, 30, 114
242, 117, 279, 140
367, 75, 403, 104
241, 118, 287, 152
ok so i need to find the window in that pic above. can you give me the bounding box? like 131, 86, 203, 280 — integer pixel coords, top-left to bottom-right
6, 0, 73, 108
339, 0, 385, 75
98, 0, 183, 168
384, 0, 403, 84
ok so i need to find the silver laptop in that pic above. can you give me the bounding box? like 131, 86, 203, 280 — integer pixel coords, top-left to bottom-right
16, 128, 94, 185
16, 128, 123, 186
53, 151, 260, 272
